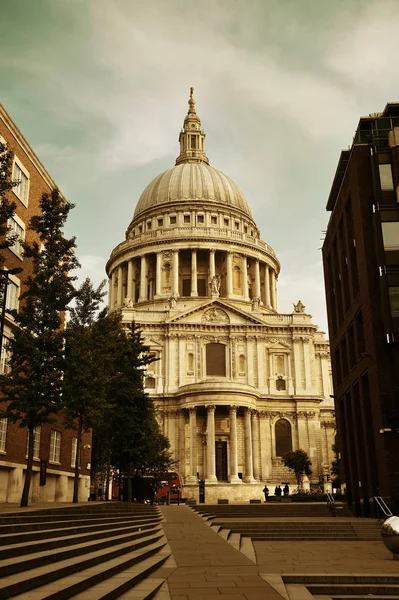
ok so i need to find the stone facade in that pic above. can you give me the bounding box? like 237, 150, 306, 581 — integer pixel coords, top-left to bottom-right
106, 90, 335, 502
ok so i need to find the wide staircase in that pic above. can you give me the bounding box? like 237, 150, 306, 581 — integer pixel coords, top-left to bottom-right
192, 503, 381, 542
0, 503, 171, 599
282, 574, 399, 600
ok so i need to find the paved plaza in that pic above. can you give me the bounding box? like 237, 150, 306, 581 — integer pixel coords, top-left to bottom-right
0, 502, 396, 599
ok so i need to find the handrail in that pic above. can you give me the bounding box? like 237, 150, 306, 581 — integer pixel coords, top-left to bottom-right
373, 496, 393, 518
326, 492, 336, 516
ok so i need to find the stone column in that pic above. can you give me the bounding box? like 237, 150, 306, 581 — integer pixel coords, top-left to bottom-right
320, 353, 330, 397
178, 410, 186, 478
275, 276, 279, 312
265, 265, 271, 308
139, 255, 147, 302
303, 338, 312, 392
226, 252, 233, 298
172, 250, 179, 297
117, 265, 123, 307
127, 259, 134, 302
191, 250, 198, 297
108, 274, 113, 311
155, 252, 162, 299
244, 408, 255, 482
187, 407, 198, 484
251, 410, 260, 481
254, 259, 261, 300
270, 269, 276, 309
209, 249, 215, 279
229, 406, 240, 483
206, 405, 217, 482
243, 257, 249, 300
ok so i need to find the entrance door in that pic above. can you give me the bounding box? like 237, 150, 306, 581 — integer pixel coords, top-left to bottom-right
215, 441, 228, 481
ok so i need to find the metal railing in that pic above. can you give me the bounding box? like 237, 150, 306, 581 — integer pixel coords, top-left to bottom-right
373, 496, 393, 518
326, 492, 336, 516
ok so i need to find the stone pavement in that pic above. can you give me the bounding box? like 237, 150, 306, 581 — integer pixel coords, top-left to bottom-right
159, 505, 285, 600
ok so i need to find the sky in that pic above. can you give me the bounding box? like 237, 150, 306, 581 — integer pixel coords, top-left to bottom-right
1, 0, 399, 335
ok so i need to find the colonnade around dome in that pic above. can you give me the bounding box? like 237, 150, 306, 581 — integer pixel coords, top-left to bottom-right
108, 247, 278, 311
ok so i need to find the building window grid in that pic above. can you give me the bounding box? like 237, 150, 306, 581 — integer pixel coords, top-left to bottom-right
0, 336, 11, 374
49, 430, 61, 463
0, 418, 7, 452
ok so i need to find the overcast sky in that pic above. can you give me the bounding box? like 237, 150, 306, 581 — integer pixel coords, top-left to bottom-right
1, 0, 399, 335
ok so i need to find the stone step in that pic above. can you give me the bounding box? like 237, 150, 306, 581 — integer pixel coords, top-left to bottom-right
0, 534, 166, 598
0, 511, 159, 525
0, 514, 161, 535
8, 541, 169, 600
0, 522, 159, 560
218, 528, 231, 541
283, 576, 399, 584
0, 527, 163, 577
308, 585, 399, 595
0, 517, 160, 546
226, 532, 241, 551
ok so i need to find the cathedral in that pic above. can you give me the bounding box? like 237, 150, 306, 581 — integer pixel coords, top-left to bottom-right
106, 90, 335, 502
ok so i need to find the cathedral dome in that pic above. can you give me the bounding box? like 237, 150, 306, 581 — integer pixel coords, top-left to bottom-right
133, 162, 252, 219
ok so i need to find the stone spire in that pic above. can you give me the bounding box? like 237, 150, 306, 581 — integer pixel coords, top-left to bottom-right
175, 87, 209, 165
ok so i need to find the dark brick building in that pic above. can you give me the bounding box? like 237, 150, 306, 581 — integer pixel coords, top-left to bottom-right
322, 102, 399, 516
0, 101, 91, 503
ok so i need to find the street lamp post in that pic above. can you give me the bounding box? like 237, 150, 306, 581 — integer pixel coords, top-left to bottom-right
0, 268, 23, 369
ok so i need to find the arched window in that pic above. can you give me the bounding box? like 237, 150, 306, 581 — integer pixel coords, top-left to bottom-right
275, 418, 292, 456
238, 354, 246, 374
206, 343, 226, 377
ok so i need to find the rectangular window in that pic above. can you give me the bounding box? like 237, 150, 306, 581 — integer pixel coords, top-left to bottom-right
5, 281, 19, 312
197, 279, 206, 296
157, 218, 163, 227
379, 164, 394, 191
12, 161, 29, 205
71, 437, 77, 468
0, 418, 7, 452
184, 215, 190, 224
26, 426, 41, 460
389, 286, 399, 318
211, 216, 217, 225
381, 222, 399, 251
147, 221, 152, 230
197, 215, 204, 224
49, 430, 61, 463
0, 336, 11, 374
235, 221, 240, 230
8, 216, 25, 257
224, 218, 229, 227
170, 216, 176, 225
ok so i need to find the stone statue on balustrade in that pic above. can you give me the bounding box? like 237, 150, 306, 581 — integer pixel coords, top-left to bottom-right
293, 300, 305, 313
123, 297, 134, 308
210, 275, 221, 296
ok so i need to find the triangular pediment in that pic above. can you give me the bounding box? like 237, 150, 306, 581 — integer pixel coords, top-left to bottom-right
166, 299, 266, 326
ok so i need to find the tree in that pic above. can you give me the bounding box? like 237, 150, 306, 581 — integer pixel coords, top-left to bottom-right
63, 278, 107, 503
0, 140, 18, 265
0, 189, 79, 506
281, 449, 312, 489
331, 443, 339, 477
99, 322, 174, 500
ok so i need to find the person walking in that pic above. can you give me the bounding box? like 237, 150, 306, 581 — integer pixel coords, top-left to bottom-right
262, 485, 269, 502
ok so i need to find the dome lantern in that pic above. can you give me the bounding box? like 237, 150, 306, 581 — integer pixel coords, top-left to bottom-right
176, 87, 209, 166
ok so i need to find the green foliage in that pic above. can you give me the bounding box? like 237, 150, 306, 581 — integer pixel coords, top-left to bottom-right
281, 449, 312, 488
0, 188, 79, 506
0, 140, 18, 264
63, 278, 107, 502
